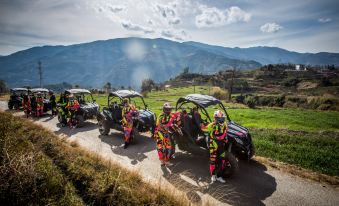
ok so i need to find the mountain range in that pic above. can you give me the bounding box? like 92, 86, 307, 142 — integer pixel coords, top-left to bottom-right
1, 37, 338, 88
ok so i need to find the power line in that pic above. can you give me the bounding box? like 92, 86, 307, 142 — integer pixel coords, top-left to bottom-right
38, 61, 43, 88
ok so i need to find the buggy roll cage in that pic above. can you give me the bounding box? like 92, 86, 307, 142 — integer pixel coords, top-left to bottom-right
108, 90, 147, 110
175, 94, 231, 122
10, 88, 28, 95
65, 89, 95, 103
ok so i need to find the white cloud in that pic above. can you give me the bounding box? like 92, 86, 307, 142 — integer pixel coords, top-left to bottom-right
161, 30, 187, 40
318, 17, 331, 23
121, 21, 154, 34
260, 22, 283, 33
195, 6, 251, 28
155, 2, 182, 25
108, 5, 125, 13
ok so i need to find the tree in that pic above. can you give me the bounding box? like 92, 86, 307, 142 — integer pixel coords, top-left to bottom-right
141, 78, 155, 93
183, 67, 189, 74
103, 82, 112, 93
226, 69, 236, 101
0, 80, 8, 93
74, 84, 80, 88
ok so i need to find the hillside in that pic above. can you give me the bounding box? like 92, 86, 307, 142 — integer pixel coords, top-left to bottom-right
0, 112, 187, 205
0, 38, 260, 88
184, 41, 339, 65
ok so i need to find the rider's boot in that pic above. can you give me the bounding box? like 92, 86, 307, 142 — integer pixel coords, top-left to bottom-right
216, 176, 226, 183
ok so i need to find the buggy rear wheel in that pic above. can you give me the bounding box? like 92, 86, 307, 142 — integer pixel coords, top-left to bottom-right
98, 119, 110, 135
222, 152, 238, 178
75, 115, 84, 127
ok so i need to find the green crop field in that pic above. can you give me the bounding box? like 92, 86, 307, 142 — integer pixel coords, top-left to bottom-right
93, 86, 339, 176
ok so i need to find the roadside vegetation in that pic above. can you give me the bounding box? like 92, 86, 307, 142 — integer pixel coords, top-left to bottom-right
93, 85, 339, 177
0, 111, 188, 206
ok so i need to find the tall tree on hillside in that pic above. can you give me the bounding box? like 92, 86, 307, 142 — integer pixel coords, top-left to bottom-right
183, 67, 189, 75
227, 69, 236, 101
141, 78, 155, 93
0, 80, 8, 93
103, 82, 112, 93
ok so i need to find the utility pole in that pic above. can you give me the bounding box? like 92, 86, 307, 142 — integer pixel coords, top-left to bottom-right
38, 61, 43, 87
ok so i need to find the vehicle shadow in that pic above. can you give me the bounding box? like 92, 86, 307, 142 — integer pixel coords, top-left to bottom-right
54, 121, 99, 136
162, 151, 277, 206
99, 131, 155, 165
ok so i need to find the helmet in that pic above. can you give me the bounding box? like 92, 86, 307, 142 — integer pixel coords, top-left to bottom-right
37, 92, 42, 96
163, 102, 172, 114
123, 98, 129, 105
214, 110, 225, 124
49, 90, 54, 95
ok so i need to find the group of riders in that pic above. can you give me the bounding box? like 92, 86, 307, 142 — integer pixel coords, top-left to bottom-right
22, 91, 80, 128
123, 100, 229, 183
22, 91, 55, 117
21, 92, 229, 183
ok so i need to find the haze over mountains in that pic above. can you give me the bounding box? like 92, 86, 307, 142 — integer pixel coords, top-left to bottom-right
1, 37, 338, 88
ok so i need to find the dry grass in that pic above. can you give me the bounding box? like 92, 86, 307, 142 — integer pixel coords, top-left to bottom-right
254, 156, 339, 189
0, 111, 190, 206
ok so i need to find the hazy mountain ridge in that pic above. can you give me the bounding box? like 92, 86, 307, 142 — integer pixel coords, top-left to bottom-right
0, 38, 261, 88
1, 37, 338, 88
184, 41, 339, 65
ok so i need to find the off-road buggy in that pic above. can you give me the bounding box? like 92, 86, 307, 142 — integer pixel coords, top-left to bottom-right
29, 88, 51, 112
176, 94, 255, 160
57, 89, 99, 127
8, 88, 28, 110
97, 90, 156, 136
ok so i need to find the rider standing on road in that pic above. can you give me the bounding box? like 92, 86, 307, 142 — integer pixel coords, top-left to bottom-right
36, 92, 44, 117
121, 98, 136, 149
58, 92, 69, 126
202, 110, 228, 183
65, 94, 80, 128
155, 102, 175, 166
49, 91, 57, 115
22, 94, 31, 117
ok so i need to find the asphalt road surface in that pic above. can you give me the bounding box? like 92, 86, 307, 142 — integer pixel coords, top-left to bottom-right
1, 101, 338, 206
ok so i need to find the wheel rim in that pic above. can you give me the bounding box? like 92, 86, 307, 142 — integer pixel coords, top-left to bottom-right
98, 121, 104, 133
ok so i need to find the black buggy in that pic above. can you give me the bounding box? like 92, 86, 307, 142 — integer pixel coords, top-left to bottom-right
8, 88, 28, 110
57, 89, 99, 127
176, 94, 255, 160
97, 90, 156, 136
29, 88, 51, 113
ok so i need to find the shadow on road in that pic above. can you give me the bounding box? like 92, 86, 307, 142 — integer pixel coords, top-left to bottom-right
55, 121, 98, 136
162, 151, 277, 206
99, 131, 155, 165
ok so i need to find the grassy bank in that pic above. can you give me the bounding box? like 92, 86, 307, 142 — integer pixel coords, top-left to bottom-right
0, 112, 187, 206
252, 129, 339, 177
93, 86, 339, 177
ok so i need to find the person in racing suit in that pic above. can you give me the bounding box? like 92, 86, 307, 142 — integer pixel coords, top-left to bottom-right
57, 92, 69, 126
36, 92, 44, 117
49, 91, 57, 115
121, 98, 137, 149
155, 102, 177, 166
22, 94, 31, 117
202, 110, 228, 183
65, 94, 80, 128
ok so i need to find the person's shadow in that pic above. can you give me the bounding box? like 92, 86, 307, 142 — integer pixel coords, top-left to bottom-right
161, 150, 277, 206
55, 121, 99, 136
99, 130, 155, 165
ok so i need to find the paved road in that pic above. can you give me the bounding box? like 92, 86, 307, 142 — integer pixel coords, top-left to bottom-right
1, 101, 338, 206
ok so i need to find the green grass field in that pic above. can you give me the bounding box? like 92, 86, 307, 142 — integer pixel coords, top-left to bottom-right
93, 86, 339, 176
93, 86, 339, 132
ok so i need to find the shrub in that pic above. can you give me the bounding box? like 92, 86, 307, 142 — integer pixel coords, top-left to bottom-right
211, 87, 228, 100
244, 95, 257, 108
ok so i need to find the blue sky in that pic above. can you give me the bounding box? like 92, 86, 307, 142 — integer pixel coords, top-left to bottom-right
0, 0, 338, 55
